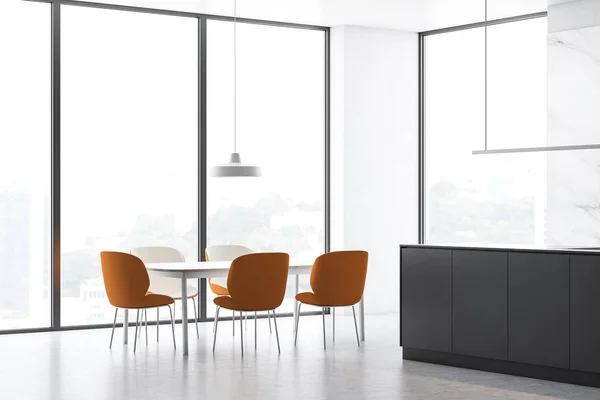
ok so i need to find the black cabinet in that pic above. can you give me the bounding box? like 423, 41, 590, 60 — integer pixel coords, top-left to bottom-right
400, 245, 600, 388
401, 248, 451, 352
571, 255, 600, 373
508, 252, 569, 369
453, 250, 508, 360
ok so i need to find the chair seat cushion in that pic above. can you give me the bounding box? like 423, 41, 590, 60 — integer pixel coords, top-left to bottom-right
296, 292, 356, 307
214, 295, 269, 312
130, 293, 175, 309
295, 292, 323, 306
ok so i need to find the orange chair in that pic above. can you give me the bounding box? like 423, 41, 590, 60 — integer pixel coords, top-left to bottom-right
295, 251, 368, 350
205, 245, 255, 336
212, 252, 290, 356
100, 251, 176, 353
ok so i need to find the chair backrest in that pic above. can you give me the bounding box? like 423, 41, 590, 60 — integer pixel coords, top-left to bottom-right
205, 245, 253, 261
100, 251, 150, 308
131, 246, 185, 263
227, 253, 290, 311
310, 251, 369, 307
130, 246, 187, 296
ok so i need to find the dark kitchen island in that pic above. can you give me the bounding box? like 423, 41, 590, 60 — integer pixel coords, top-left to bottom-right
400, 244, 600, 388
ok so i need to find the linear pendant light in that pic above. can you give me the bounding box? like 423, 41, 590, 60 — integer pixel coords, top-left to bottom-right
211, 0, 261, 177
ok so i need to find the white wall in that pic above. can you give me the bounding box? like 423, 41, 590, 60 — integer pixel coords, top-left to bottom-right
331, 26, 419, 315
545, 1, 600, 245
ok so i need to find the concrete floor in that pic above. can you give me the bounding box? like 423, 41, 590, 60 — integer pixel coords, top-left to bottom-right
0, 314, 599, 400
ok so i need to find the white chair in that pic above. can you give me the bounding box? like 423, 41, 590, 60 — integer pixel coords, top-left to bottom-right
205, 245, 254, 292
130, 246, 199, 340
205, 245, 258, 335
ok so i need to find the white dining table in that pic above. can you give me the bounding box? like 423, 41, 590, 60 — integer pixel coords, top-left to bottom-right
120, 260, 365, 355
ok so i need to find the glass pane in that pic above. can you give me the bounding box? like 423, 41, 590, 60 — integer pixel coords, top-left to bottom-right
61, 6, 198, 326
487, 17, 547, 149
424, 27, 485, 161
425, 23, 547, 245
0, 0, 51, 330
207, 21, 325, 316
427, 151, 547, 245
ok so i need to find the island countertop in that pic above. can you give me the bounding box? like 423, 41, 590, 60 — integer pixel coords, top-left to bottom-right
400, 243, 600, 254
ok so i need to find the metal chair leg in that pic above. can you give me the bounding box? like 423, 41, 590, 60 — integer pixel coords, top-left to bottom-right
168, 304, 176, 350
157, 308, 160, 342
273, 310, 281, 354
352, 305, 360, 347
109, 308, 118, 349
137, 311, 143, 346
294, 303, 302, 346
192, 297, 200, 339
144, 309, 148, 346
138, 311, 143, 338
255, 312, 258, 350
333, 307, 335, 343
240, 311, 244, 358
268, 310, 272, 333
138, 309, 146, 339
233, 310, 235, 337
213, 306, 221, 352
322, 307, 327, 351
134, 309, 140, 353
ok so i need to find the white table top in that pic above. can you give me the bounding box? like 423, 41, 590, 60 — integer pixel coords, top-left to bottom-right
146, 260, 313, 279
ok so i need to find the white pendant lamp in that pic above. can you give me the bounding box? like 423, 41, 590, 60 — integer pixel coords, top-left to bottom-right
211, 0, 261, 178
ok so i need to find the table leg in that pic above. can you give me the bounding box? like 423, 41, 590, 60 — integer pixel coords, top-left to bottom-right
181, 273, 189, 356
359, 297, 365, 342
123, 309, 129, 344
293, 274, 299, 332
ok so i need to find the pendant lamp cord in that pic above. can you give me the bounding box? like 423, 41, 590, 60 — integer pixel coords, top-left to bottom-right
484, 0, 488, 151
233, 0, 238, 153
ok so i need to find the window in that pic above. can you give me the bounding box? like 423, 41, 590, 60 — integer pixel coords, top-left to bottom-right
487, 18, 547, 149
424, 17, 548, 245
0, 0, 51, 330
61, 6, 199, 326
206, 21, 326, 315
0, 0, 327, 333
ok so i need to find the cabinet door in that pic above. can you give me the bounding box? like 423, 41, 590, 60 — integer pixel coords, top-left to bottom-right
401, 248, 451, 352
508, 252, 569, 368
571, 255, 600, 373
453, 250, 507, 360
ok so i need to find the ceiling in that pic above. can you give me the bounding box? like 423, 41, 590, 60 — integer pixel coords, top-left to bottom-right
76, 0, 548, 32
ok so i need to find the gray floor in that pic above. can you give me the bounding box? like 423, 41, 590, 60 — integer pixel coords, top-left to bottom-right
1, 313, 599, 400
